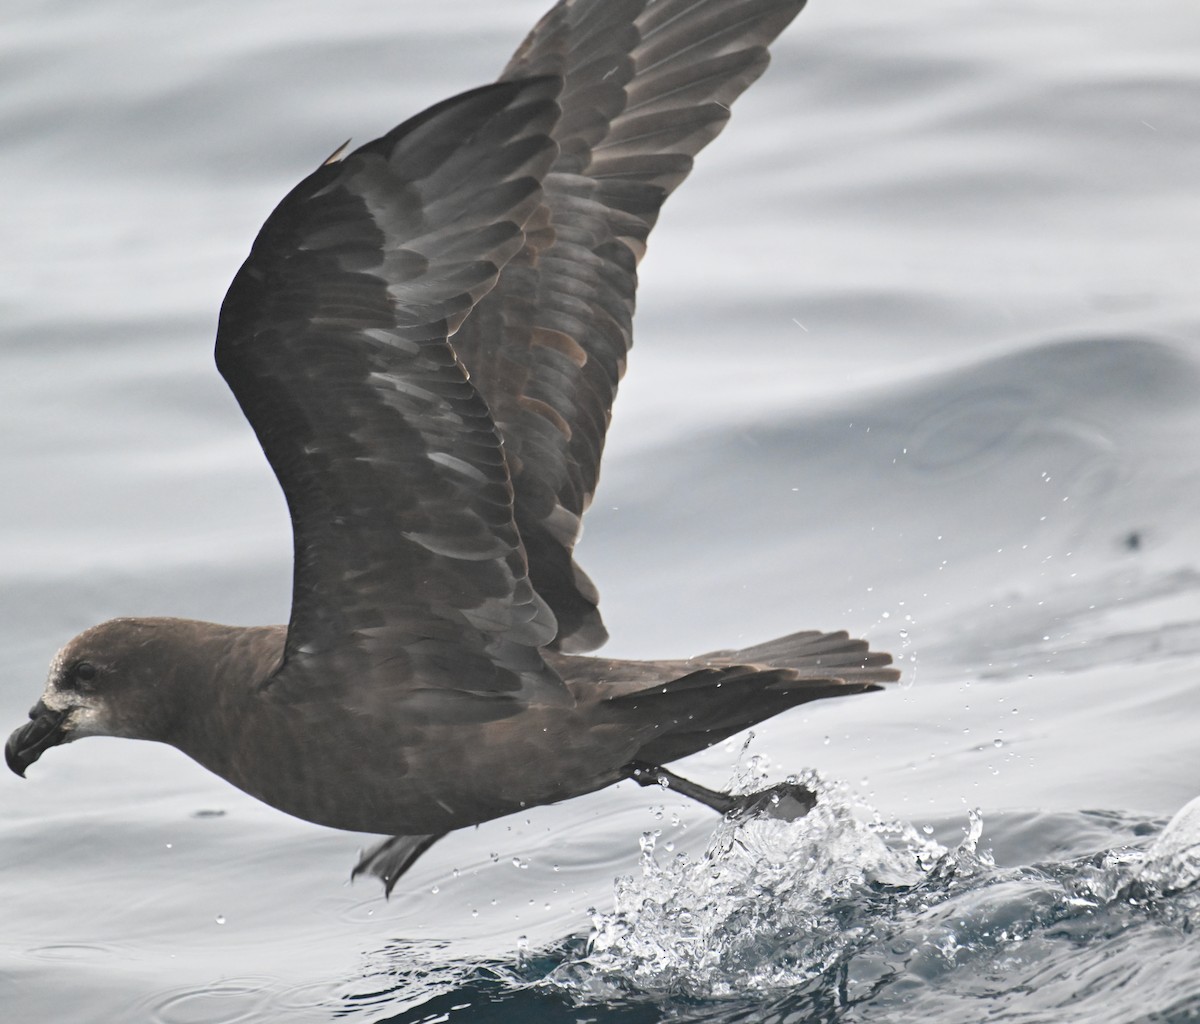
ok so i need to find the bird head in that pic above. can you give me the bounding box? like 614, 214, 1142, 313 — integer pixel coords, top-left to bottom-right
6, 618, 182, 777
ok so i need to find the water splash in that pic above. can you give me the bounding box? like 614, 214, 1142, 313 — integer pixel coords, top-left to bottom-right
1138, 794, 1200, 895
540, 773, 1200, 1011
544, 771, 985, 1001
318, 793, 1200, 1021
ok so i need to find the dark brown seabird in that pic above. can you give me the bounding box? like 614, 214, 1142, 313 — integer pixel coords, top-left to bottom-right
6, 0, 898, 894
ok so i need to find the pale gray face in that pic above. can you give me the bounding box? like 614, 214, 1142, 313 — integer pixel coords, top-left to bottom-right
5, 620, 162, 777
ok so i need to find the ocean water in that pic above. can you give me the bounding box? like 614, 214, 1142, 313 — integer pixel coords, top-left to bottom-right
2, 0, 1200, 1021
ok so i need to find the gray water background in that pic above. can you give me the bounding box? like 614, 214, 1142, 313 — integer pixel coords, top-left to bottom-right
3, 0, 1200, 1020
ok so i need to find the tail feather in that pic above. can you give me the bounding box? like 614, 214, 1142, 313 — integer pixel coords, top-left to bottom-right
603, 628, 897, 765
697, 628, 897, 679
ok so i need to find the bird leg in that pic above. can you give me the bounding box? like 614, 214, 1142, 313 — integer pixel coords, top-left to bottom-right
354, 763, 820, 897
352, 832, 447, 897
624, 760, 816, 822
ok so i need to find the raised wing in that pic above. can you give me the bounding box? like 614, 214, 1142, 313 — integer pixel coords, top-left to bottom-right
448, 0, 807, 652
215, 78, 571, 709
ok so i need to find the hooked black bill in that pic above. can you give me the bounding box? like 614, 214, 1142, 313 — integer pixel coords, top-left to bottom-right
5, 701, 71, 778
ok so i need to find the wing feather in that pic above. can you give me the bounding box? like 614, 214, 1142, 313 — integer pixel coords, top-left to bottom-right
447, 0, 807, 652
215, 77, 571, 708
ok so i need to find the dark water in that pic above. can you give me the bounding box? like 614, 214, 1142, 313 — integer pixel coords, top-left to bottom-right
2, 0, 1200, 1021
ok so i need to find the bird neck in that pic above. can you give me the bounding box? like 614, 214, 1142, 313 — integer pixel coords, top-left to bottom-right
160, 620, 287, 772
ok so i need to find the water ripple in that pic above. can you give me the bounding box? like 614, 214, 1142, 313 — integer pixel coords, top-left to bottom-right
146, 978, 274, 1024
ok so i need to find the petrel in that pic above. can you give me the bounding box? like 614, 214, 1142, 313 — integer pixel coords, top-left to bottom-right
6, 0, 897, 894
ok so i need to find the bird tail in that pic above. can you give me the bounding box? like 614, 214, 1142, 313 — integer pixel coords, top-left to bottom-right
601, 629, 898, 765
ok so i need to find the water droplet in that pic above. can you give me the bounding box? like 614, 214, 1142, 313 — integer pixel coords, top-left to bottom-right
922, 824, 934, 835
899, 629, 909, 639
993, 738, 1004, 748
430, 885, 440, 894
215, 915, 226, 926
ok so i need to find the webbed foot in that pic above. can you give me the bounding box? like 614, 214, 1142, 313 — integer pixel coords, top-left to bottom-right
625, 761, 816, 821
352, 832, 446, 897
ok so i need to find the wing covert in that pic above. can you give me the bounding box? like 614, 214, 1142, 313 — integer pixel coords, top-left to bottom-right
215, 77, 570, 707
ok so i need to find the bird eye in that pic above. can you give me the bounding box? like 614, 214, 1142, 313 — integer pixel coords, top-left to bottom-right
73, 661, 97, 685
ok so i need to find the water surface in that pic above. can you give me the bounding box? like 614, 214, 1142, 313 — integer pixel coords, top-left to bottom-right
2, 0, 1199, 1020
